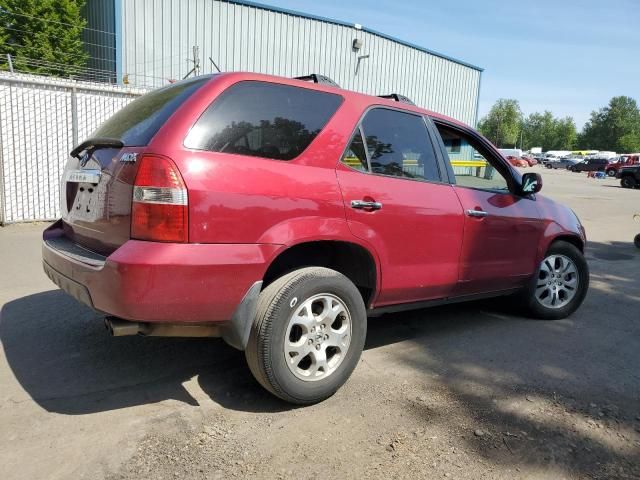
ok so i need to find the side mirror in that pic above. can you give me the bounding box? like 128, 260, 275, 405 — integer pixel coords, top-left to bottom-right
521, 172, 542, 195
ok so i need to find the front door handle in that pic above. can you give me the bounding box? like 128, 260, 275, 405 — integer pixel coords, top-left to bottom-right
466, 209, 488, 218
351, 200, 383, 210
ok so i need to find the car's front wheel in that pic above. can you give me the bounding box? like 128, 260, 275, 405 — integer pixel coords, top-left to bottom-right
521, 241, 589, 320
245, 267, 367, 404
606, 169, 616, 177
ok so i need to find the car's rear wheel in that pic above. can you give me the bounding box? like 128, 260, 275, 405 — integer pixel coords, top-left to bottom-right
621, 176, 637, 189
606, 169, 616, 177
245, 267, 367, 404
520, 241, 589, 320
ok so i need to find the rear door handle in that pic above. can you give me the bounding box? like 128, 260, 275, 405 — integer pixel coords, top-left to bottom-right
351, 200, 383, 210
466, 209, 488, 218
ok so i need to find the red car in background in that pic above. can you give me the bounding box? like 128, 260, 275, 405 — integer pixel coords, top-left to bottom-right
522, 155, 538, 167
605, 154, 640, 177
506, 155, 529, 167
42, 72, 589, 404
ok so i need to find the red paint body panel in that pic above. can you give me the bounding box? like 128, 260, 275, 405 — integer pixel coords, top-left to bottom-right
43, 72, 587, 326
336, 165, 464, 304
43, 222, 279, 323
453, 187, 545, 294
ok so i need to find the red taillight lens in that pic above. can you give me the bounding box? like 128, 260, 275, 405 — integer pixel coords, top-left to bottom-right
131, 155, 188, 243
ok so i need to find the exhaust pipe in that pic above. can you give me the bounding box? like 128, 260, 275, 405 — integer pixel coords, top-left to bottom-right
104, 316, 221, 337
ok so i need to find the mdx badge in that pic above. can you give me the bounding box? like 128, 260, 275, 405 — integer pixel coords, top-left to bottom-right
120, 152, 138, 163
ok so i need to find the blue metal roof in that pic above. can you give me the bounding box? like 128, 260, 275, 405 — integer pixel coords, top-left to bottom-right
227, 0, 484, 72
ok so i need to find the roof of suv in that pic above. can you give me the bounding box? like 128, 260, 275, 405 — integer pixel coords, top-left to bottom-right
205, 72, 471, 130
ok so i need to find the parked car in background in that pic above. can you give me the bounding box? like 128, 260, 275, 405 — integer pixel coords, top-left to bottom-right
521, 155, 538, 166
605, 154, 640, 177
42, 72, 590, 404
569, 158, 609, 172
545, 157, 582, 170
499, 148, 523, 158
541, 154, 567, 166
506, 155, 528, 167
617, 164, 640, 188
586, 151, 616, 161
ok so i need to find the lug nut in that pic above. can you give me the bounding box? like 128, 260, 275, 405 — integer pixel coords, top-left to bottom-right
315, 344, 321, 350
308, 339, 313, 345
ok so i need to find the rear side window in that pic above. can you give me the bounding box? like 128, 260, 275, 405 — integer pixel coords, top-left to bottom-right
341, 128, 368, 172
91, 76, 212, 146
184, 81, 343, 160
361, 108, 440, 181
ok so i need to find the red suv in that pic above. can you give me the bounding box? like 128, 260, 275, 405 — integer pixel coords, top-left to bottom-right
42, 73, 589, 404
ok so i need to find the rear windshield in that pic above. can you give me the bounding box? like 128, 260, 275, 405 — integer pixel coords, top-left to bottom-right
184, 81, 343, 160
90, 76, 212, 146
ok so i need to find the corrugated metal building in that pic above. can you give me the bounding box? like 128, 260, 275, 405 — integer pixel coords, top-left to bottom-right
84, 0, 482, 126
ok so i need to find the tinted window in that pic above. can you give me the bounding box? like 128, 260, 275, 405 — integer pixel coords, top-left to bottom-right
341, 129, 368, 171
361, 108, 440, 181
184, 81, 343, 160
91, 75, 212, 146
436, 123, 510, 192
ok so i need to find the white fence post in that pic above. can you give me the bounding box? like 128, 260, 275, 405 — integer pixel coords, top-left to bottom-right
71, 86, 79, 147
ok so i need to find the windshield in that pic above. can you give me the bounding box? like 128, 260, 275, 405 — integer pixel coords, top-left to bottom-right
90, 76, 213, 146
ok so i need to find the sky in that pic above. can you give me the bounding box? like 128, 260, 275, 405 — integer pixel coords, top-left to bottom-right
263, 0, 640, 130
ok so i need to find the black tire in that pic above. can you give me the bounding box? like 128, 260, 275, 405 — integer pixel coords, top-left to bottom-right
621, 176, 637, 189
245, 267, 367, 404
606, 169, 616, 177
634, 234, 640, 249
519, 241, 589, 320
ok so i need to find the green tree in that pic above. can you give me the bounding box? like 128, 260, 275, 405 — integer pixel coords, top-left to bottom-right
581, 96, 640, 152
0, 0, 88, 77
521, 111, 576, 150
478, 99, 523, 147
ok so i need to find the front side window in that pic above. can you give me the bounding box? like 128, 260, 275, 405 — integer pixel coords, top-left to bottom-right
435, 123, 510, 192
355, 108, 440, 181
184, 81, 343, 160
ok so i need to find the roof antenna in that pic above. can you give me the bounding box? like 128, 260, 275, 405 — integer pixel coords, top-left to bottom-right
209, 57, 222, 73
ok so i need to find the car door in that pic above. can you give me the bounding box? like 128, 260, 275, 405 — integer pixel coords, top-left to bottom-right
336, 107, 464, 306
431, 120, 546, 295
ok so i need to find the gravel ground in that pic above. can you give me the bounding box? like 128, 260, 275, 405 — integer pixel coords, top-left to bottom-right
1, 166, 639, 480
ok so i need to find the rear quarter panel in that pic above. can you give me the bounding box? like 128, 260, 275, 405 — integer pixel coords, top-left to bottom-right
146, 73, 372, 247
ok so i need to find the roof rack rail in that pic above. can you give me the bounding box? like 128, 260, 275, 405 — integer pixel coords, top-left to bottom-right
294, 74, 340, 88
378, 93, 416, 106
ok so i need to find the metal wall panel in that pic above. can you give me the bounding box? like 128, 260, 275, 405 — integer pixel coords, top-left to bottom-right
82, 0, 117, 79
119, 0, 481, 125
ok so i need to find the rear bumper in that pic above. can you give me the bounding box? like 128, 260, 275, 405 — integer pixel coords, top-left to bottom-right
42, 220, 280, 325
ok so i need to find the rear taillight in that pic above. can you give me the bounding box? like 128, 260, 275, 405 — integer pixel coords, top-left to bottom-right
131, 154, 188, 242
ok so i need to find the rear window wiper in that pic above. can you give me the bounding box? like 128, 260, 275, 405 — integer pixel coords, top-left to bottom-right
70, 137, 124, 159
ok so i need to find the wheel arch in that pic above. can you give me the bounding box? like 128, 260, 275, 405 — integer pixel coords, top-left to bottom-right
262, 240, 379, 307
550, 234, 584, 252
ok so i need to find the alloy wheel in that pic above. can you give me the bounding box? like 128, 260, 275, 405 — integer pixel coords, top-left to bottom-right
535, 254, 579, 309
284, 294, 352, 382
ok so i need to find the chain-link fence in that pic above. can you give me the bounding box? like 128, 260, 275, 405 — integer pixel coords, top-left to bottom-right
0, 72, 147, 223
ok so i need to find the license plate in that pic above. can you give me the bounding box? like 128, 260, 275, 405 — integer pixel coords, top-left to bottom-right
66, 169, 101, 184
